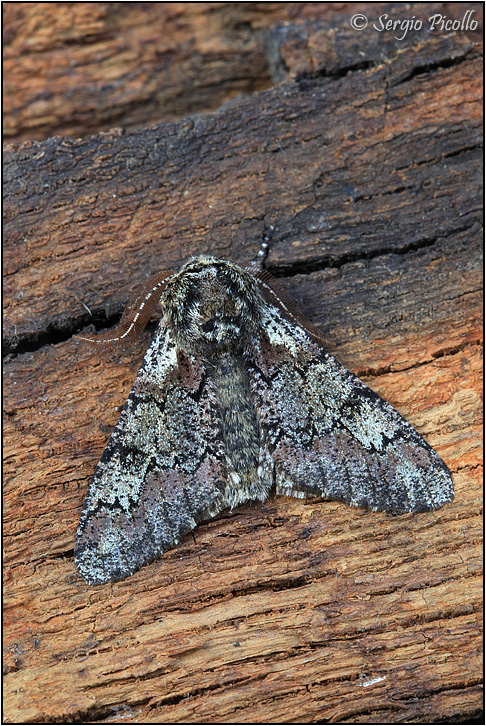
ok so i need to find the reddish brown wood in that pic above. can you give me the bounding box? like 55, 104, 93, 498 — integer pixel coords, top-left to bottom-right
5, 3, 480, 144
3, 1, 340, 143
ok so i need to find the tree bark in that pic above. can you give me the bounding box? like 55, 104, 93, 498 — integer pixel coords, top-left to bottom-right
3, 3, 483, 723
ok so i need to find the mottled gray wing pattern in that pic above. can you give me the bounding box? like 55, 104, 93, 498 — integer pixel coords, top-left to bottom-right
75, 325, 229, 584
248, 305, 454, 514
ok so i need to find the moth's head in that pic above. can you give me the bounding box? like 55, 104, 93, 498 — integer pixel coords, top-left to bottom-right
161, 256, 265, 356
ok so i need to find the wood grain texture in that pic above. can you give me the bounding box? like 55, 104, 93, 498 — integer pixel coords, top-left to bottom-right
3, 3, 483, 723
3, 1, 336, 143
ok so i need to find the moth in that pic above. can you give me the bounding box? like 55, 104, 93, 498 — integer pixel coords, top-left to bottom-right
75, 237, 454, 584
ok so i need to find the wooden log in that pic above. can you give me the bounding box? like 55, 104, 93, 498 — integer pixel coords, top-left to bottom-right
3, 5, 483, 724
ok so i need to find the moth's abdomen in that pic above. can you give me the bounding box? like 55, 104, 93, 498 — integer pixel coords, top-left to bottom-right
209, 351, 274, 508
212, 353, 260, 475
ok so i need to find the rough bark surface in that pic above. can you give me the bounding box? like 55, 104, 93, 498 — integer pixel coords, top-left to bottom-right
3, 3, 483, 724
3, 1, 340, 143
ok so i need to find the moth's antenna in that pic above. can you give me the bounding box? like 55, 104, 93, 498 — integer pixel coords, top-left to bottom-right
247, 225, 275, 273
76, 269, 174, 349
247, 226, 329, 346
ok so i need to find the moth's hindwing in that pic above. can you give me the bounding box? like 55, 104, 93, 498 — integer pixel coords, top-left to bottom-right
247, 304, 454, 515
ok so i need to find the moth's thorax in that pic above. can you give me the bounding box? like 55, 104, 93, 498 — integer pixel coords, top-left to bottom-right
161, 256, 265, 356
